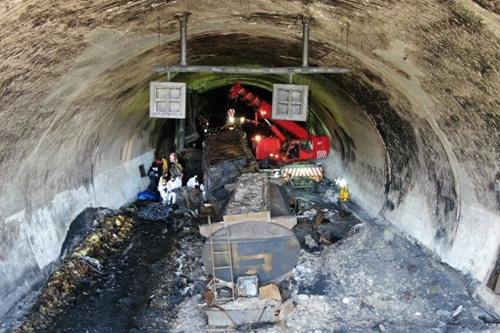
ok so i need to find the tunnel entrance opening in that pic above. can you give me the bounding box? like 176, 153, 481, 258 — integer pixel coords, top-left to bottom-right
198, 83, 272, 127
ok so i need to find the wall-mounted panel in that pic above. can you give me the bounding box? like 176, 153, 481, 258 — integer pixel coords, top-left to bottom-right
150, 82, 186, 119
272, 84, 309, 121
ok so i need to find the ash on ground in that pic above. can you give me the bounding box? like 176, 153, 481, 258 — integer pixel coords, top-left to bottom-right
3, 183, 500, 333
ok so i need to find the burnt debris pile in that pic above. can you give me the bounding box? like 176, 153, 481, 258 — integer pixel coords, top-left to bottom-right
9, 211, 136, 333
137, 202, 173, 221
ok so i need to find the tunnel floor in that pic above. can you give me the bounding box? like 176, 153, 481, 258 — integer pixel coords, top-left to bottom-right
47, 213, 207, 333
7, 205, 206, 333
5, 182, 500, 333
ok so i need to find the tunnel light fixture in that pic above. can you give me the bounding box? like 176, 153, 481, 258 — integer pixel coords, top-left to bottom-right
335, 177, 347, 187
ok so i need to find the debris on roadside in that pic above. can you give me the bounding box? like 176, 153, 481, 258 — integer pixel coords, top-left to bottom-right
137, 202, 172, 220
322, 188, 340, 203
304, 234, 319, 250
6, 183, 499, 333
77, 256, 103, 273
178, 186, 204, 211
9, 213, 136, 333
290, 188, 360, 253
313, 211, 325, 226
320, 230, 332, 245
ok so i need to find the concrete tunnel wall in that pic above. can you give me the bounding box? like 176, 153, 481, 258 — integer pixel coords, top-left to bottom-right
1, 0, 500, 320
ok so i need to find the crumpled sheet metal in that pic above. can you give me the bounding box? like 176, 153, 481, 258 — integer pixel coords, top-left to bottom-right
206, 298, 293, 327
137, 202, 172, 220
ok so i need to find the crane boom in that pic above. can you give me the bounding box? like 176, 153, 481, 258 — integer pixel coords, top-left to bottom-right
229, 82, 330, 163
229, 82, 310, 139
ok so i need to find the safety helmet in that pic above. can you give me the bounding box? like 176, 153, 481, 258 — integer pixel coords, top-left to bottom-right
169, 152, 177, 163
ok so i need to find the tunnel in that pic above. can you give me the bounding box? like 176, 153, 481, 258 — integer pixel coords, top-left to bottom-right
1, 0, 500, 321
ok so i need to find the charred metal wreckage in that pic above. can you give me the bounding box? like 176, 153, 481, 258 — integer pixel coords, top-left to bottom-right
147, 12, 348, 328
199, 129, 299, 327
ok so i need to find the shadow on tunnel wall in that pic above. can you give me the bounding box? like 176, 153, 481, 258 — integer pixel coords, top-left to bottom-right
327, 71, 459, 252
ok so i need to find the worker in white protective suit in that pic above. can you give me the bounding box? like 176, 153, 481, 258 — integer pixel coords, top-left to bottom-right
187, 175, 200, 188
186, 175, 207, 202
159, 175, 181, 205
187, 175, 207, 202
157, 177, 170, 205
200, 183, 207, 202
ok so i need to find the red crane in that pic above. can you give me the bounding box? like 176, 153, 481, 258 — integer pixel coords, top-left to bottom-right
229, 82, 330, 163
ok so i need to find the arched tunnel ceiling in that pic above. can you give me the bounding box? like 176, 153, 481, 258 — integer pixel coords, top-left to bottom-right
1, 0, 500, 320
1, 0, 498, 205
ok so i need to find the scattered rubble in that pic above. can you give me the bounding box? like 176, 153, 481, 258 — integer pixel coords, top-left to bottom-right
304, 234, 319, 250
6, 212, 136, 333
293, 188, 359, 253
3, 182, 500, 333
167, 222, 500, 333
136, 202, 172, 221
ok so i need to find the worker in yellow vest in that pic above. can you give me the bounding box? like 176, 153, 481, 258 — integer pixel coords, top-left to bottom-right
162, 155, 169, 175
